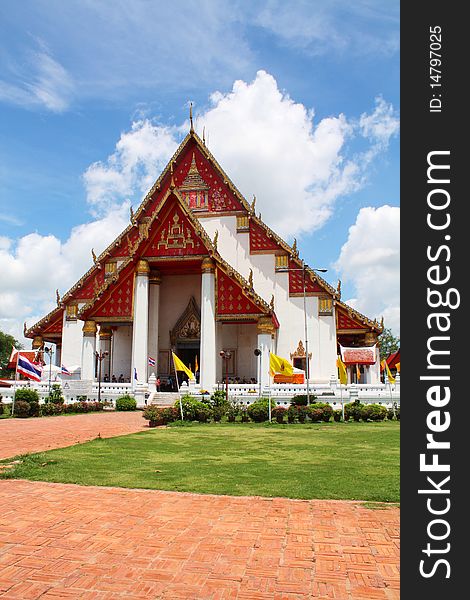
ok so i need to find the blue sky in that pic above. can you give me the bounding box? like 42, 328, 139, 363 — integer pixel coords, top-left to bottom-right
0, 0, 400, 341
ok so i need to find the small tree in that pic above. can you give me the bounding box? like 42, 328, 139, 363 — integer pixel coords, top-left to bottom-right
0, 330, 22, 378
378, 327, 400, 361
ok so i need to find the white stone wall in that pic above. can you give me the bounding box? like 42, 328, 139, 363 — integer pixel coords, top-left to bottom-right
111, 325, 132, 381
217, 323, 258, 383
61, 312, 84, 368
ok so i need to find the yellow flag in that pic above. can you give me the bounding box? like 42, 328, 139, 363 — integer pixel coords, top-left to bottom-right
337, 356, 348, 385
195, 355, 199, 372
269, 353, 293, 376
381, 359, 395, 384
172, 352, 195, 380
396, 362, 400, 373
356, 363, 361, 382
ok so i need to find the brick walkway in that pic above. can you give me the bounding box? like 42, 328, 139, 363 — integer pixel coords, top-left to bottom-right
0, 412, 146, 460
0, 480, 399, 599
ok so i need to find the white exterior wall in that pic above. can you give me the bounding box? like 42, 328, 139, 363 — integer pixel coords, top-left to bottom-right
61, 312, 84, 368
201, 214, 338, 383
112, 325, 132, 381
218, 323, 258, 382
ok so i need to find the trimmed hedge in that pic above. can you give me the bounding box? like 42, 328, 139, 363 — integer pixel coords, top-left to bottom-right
115, 395, 137, 411
361, 404, 387, 421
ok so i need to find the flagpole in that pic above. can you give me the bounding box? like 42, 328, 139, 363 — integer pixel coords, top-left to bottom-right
340, 382, 344, 422
12, 347, 19, 417
172, 355, 184, 421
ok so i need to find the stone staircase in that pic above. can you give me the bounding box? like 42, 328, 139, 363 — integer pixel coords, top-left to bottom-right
147, 392, 180, 407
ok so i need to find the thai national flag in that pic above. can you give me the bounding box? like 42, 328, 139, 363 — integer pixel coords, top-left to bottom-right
17, 354, 43, 382
148, 356, 156, 367
61, 365, 72, 376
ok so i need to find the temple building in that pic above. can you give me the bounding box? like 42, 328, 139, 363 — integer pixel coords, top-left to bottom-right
25, 114, 383, 391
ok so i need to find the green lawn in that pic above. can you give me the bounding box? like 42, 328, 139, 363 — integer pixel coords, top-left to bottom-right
0, 421, 399, 502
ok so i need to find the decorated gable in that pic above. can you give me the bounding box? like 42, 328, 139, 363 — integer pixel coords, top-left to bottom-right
288, 259, 325, 296
141, 198, 206, 257
42, 310, 64, 336
250, 219, 281, 254
216, 268, 264, 317
68, 269, 106, 301
174, 144, 245, 214
83, 263, 134, 320
336, 305, 367, 331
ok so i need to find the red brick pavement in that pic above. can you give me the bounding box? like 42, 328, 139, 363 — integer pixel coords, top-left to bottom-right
0, 412, 146, 460
0, 480, 399, 599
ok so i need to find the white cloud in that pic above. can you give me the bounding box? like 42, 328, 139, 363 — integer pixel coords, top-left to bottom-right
334, 205, 400, 334
0, 205, 129, 346
83, 120, 179, 216
0, 40, 74, 112
84, 71, 398, 239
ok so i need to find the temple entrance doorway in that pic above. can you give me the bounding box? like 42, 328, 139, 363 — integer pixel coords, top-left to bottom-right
170, 296, 201, 385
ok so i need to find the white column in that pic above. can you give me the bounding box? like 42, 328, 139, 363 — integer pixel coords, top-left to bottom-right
131, 259, 150, 385
200, 258, 216, 391
81, 321, 97, 380
257, 317, 274, 391
148, 272, 161, 379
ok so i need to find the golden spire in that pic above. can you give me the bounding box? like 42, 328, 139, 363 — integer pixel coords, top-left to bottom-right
292, 238, 298, 257
248, 269, 254, 289
337, 279, 341, 295
270, 295, 275, 311
213, 230, 218, 251
91, 248, 97, 263
250, 194, 256, 214
56, 289, 60, 306
189, 102, 194, 133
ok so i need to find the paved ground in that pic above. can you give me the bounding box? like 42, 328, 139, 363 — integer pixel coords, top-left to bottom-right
0, 411, 146, 460
0, 480, 399, 600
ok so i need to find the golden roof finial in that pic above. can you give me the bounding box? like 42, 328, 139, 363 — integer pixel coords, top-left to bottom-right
337, 279, 341, 295
202, 126, 206, 145
251, 194, 256, 214
248, 269, 254, 289
130, 206, 136, 225
380, 316, 384, 329
91, 248, 97, 263
189, 102, 194, 134
23, 321, 27, 336
292, 238, 298, 257
258, 212, 261, 221
270, 295, 275, 311
213, 229, 218, 251
56, 289, 60, 306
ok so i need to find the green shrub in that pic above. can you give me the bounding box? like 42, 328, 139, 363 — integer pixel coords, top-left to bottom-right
41, 403, 61, 416
0, 402, 4, 416
47, 384, 64, 405
247, 397, 274, 422
76, 395, 88, 402
142, 405, 171, 425
14, 388, 40, 404
287, 405, 297, 423
308, 408, 323, 422
271, 406, 287, 423
175, 395, 209, 421
309, 402, 333, 422
240, 407, 250, 422
212, 406, 224, 422
211, 390, 229, 408
344, 400, 364, 422
361, 404, 387, 421
333, 409, 342, 422
296, 405, 308, 423
13, 400, 31, 418
115, 395, 137, 411
395, 407, 400, 420
291, 394, 317, 406
195, 404, 212, 423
